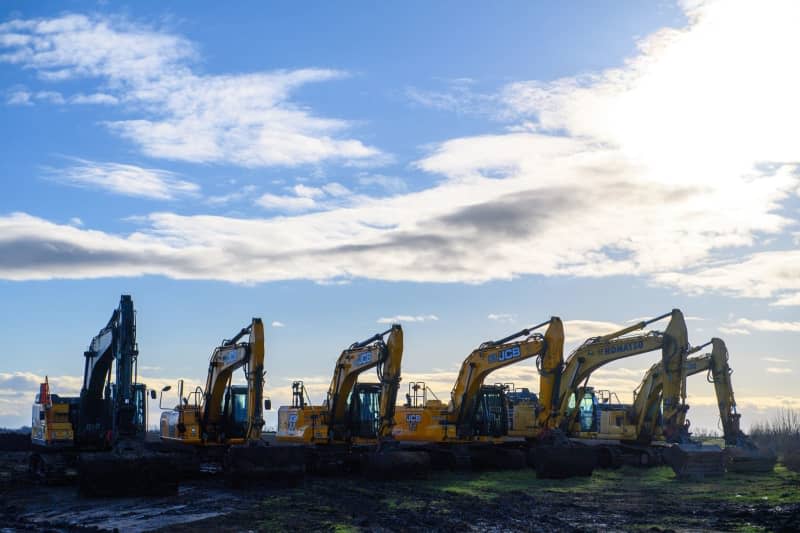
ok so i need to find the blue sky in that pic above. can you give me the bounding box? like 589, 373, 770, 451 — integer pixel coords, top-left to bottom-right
1, 1, 798, 430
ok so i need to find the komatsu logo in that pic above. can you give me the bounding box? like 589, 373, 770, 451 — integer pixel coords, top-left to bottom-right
489, 346, 521, 363
355, 351, 373, 366
602, 340, 645, 355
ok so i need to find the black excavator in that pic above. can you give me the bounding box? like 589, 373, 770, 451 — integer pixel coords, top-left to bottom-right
29, 295, 177, 496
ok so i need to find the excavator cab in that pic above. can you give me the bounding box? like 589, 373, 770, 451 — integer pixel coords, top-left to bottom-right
220, 385, 249, 440
132, 383, 147, 435
347, 383, 382, 439
472, 386, 509, 438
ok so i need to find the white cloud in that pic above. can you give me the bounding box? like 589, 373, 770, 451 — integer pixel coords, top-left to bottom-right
718, 326, 751, 336
405, 78, 496, 115
71, 92, 118, 105
655, 250, 800, 300
0, 2, 798, 292
255, 182, 355, 213
322, 182, 351, 197
6, 89, 30, 105
726, 318, 800, 334
685, 394, 800, 410
771, 292, 800, 307
293, 184, 324, 199
34, 90, 64, 104
564, 320, 623, 343
488, 313, 515, 322
271, 321, 285, 328
205, 185, 257, 206
0, 14, 381, 167
68, 217, 83, 227
766, 367, 793, 374
357, 174, 407, 193
762, 357, 790, 363
46, 159, 200, 200
377, 314, 439, 324
255, 193, 316, 212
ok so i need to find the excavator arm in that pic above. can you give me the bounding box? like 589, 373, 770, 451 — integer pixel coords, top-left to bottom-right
632, 341, 712, 441
201, 318, 266, 441
552, 309, 688, 431
450, 317, 563, 439
377, 325, 403, 439
327, 325, 402, 440
78, 295, 142, 445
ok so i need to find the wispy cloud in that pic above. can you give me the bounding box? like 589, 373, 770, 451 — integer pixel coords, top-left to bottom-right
762, 357, 790, 363
377, 314, 439, 324
724, 318, 800, 334
71, 92, 118, 105
405, 78, 497, 116
0, 14, 381, 167
564, 320, 622, 343
45, 159, 199, 200
255, 193, 317, 212
271, 321, 285, 328
766, 367, 793, 374
5, 89, 64, 105
718, 326, 751, 336
487, 313, 515, 322
357, 174, 407, 194
255, 182, 355, 212
771, 292, 800, 307
206, 185, 257, 207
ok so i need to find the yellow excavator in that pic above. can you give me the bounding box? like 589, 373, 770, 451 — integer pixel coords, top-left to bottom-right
559, 340, 712, 468
496, 309, 698, 475
276, 324, 427, 477
159, 318, 305, 484
392, 317, 596, 477
641, 338, 775, 475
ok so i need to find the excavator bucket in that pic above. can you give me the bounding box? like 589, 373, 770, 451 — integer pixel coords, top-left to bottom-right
224, 442, 306, 487
662, 443, 726, 480
78, 444, 178, 497
725, 445, 777, 473
360, 449, 431, 479
532, 445, 596, 479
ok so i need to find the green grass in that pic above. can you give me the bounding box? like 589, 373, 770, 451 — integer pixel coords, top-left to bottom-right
417, 463, 800, 505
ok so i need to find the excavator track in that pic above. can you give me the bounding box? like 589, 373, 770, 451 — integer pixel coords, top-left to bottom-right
468, 445, 527, 471
662, 443, 726, 480
725, 446, 777, 474
360, 448, 431, 479
78, 443, 178, 497
532, 444, 596, 479
28, 450, 78, 485
223, 442, 306, 487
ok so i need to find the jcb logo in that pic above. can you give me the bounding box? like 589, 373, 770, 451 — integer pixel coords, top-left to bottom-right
356, 351, 372, 366
488, 346, 521, 363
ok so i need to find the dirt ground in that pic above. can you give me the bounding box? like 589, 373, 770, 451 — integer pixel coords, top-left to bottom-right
1, 450, 799, 532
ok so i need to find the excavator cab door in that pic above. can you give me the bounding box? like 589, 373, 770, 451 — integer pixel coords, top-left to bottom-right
221, 385, 249, 439
473, 386, 509, 438
578, 391, 599, 432
347, 383, 381, 439
132, 384, 147, 435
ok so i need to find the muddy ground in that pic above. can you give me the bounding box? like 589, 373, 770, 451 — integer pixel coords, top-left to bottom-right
1, 451, 799, 532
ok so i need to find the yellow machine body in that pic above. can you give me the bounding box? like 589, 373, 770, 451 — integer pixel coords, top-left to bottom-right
276, 325, 404, 446
160, 318, 266, 448
31, 394, 74, 448
393, 318, 563, 444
